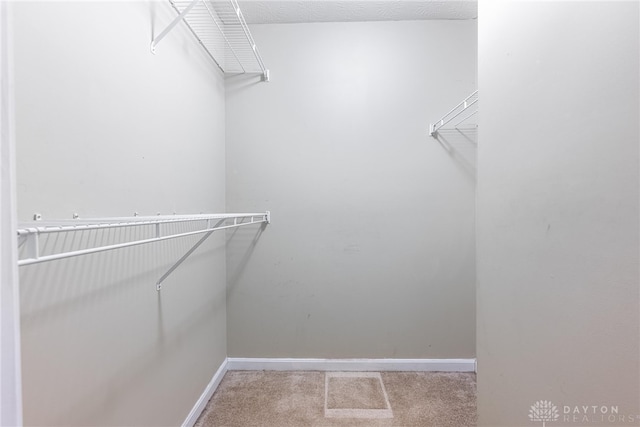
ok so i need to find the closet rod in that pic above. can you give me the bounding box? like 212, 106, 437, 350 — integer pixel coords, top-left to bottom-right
17, 212, 270, 268
430, 90, 478, 137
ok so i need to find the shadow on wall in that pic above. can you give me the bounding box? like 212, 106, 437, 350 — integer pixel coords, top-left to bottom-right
60, 290, 223, 425
19, 223, 225, 325
19, 228, 227, 425
226, 223, 266, 291
433, 127, 477, 181
148, 0, 224, 85
225, 73, 265, 95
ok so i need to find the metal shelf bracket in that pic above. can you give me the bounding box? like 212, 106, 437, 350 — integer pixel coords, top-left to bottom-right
155, 219, 223, 291
150, 0, 198, 54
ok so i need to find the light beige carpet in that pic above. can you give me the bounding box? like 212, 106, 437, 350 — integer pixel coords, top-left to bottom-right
195, 371, 476, 427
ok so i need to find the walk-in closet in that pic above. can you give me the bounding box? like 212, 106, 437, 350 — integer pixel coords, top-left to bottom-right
1, 1, 638, 426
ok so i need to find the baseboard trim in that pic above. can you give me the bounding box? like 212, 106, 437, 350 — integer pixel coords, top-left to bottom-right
182, 356, 475, 425
226, 357, 476, 372
182, 358, 229, 427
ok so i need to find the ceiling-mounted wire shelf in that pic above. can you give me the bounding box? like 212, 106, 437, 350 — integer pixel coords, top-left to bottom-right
429, 90, 478, 137
152, 0, 269, 81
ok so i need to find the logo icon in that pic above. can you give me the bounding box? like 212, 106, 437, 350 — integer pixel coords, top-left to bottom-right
529, 400, 559, 426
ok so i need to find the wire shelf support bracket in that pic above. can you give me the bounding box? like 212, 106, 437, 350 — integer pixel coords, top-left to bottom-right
17, 212, 270, 291
429, 90, 478, 137
151, 0, 270, 82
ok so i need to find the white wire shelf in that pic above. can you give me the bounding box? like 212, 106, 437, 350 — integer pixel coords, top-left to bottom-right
429, 90, 478, 137
17, 212, 270, 290
152, 0, 269, 81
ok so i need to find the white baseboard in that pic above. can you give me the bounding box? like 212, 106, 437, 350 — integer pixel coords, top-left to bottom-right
226, 357, 476, 372
182, 358, 229, 427
182, 356, 475, 426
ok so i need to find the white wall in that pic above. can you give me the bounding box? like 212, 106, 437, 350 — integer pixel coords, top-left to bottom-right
226, 20, 477, 358
1, 2, 23, 425
13, 1, 227, 425
477, 2, 639, 426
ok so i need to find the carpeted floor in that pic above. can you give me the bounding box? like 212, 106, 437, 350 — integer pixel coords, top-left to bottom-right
195, 371, 476, 427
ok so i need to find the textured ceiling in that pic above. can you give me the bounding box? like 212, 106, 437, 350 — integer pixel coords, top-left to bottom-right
238, 1, 478, 24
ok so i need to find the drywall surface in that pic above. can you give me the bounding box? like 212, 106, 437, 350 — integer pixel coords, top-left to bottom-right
13, 1, 227, 425
226, 20, 477, 358
477, 2, 639, 426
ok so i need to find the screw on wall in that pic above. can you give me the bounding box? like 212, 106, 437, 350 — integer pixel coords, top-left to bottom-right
33, 213, 42, 221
